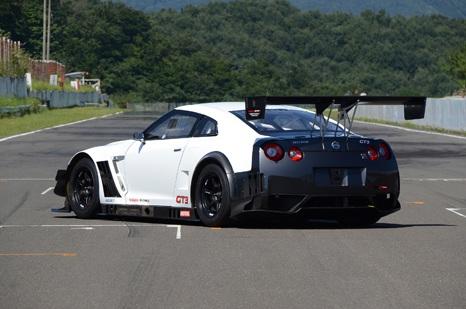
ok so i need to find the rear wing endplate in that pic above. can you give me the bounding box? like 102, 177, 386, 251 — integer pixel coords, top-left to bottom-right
244, 96, 426, 120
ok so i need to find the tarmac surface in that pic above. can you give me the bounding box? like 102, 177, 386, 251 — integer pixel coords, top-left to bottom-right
0, 112, 465, 309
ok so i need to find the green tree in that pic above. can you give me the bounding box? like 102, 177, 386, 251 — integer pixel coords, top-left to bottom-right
445, 45, 466, 94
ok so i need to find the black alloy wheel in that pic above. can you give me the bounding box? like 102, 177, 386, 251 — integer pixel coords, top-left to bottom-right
67, 158, 100, 218
200, 174, 223, 218
195, 164, 231, 227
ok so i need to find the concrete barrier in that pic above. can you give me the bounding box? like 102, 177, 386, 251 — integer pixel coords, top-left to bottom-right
356, 97, 466, 132
127, 102, 192, 113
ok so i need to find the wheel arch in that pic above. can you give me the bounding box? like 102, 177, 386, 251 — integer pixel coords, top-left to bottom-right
61, 153, 95, 191
190, 152, 234, 209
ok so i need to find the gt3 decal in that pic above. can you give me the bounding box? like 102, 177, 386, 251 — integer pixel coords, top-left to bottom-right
176, 196, 189, 204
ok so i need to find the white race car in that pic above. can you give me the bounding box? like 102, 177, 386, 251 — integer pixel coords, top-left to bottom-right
53, 96, 425, 226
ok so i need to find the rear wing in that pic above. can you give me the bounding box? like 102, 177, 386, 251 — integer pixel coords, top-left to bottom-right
244, 96, 426, 120
244, 96, 426, 146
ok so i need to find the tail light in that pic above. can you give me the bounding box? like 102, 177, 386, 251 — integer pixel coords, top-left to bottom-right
263, 143, 284, 162
288, 146, 303, 161
378, 142, 391, 160
367, 146, 379, 161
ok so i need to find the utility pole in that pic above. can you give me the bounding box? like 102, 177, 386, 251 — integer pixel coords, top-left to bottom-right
42, 0, 52, 61
42, 0, 46, 60
46, 0, 51, 61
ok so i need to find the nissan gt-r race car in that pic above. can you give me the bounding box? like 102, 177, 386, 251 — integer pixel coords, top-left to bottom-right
53, 96, 426, 227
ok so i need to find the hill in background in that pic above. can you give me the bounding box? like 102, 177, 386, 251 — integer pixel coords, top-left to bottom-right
117, 0, 466, 18
2, 0, 465, 101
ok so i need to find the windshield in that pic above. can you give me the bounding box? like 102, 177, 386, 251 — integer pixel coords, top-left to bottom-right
232, 109, 346, 136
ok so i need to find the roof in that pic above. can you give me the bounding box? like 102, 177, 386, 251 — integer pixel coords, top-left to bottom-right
177, 102, 306, 113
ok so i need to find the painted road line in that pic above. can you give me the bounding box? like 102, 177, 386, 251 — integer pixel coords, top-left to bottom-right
406, 201, 425, 206
41, 187, 54, 195
0, 112, 123, 143
355, 120, 466, 140
0, 252, 77, 257
402, 178, 466, 182
446, 208, 466, 219
0, 178, 54, 182
167, 225, 182, 239
0, 224, 164, 228
0, 224, 182, 239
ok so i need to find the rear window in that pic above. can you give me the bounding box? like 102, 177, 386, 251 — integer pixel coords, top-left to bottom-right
231, 109, 344, 135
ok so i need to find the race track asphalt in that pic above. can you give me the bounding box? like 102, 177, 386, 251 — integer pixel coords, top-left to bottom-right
0, 112, 465, 309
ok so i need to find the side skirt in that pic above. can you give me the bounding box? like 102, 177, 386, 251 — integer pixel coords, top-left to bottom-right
99, 204, 199, 221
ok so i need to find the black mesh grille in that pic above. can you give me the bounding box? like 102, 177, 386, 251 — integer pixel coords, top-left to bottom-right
97, 161, 121, 197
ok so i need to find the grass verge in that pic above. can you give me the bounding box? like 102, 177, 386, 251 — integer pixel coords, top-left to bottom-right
356, 116, 466, 137
0, 97, 41, 107
0, 106, 123, 138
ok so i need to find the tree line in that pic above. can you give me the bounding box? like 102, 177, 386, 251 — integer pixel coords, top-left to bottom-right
1, 0, 465, 103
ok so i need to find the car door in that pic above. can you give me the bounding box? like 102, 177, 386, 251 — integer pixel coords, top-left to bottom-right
123, 111, 200, 206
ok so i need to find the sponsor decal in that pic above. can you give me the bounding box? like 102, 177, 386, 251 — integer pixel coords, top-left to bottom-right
128, 197, 150, 204
359, 139, 370, 144
180, 210, 191, 218
176, 196, 189, 204
105, 198, 114, 203
292, 140, 309, 144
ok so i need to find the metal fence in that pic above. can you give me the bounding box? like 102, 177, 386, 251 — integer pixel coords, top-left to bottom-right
356, 97, 466, 132
30, 91, 101, 108
0, 37, 22, 75
0, 77, 27, 98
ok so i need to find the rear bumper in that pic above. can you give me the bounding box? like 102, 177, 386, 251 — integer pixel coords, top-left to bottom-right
229, 169, 401, 218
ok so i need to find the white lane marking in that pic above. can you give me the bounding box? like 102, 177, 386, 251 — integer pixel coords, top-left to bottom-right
0, 112, 123, 142
0, 223, 183, 239
355, 120, 466, 140
0, 178, 54, 182
402, 178, 466, 182
166, 224, 182, 239
446, 208, 466, 219
41, 187, 54, 195
0, 224, 163, 228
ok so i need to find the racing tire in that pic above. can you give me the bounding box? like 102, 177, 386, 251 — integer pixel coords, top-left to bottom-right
338, 214, 380, 227
67, 158, 100, 219
194, 164, 231, 227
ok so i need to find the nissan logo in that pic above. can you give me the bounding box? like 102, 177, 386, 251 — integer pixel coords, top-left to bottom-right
331, 141, 341, 150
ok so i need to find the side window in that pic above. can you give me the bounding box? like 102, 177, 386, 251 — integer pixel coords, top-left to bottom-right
199, 119, 218, 136
145, 113, 198, 140
193, 117, 218, 137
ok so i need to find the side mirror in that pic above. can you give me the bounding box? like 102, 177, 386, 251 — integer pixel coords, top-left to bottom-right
133, 132, 145, 143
